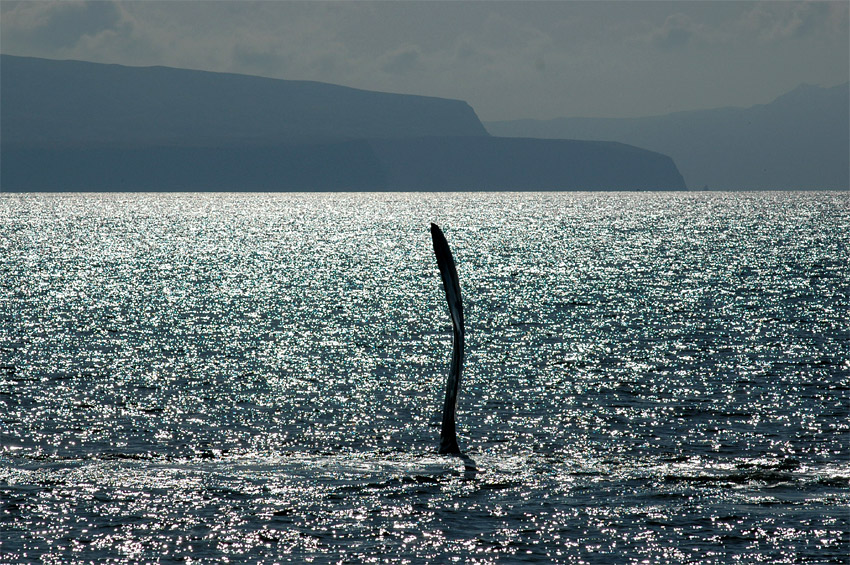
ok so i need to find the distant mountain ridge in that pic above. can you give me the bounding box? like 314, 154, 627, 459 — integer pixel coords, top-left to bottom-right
1, 54, 488, 147
2, 138, 684, 191
486, 82, 850, 190
0, 55, 685, 191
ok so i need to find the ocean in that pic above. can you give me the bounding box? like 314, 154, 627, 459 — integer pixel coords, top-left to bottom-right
1, 191, 848, 563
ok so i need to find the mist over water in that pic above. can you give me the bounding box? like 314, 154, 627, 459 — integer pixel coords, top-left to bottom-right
1, 192, 848, 563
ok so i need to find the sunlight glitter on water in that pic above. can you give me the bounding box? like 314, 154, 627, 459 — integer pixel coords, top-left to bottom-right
1, 191, 848, 563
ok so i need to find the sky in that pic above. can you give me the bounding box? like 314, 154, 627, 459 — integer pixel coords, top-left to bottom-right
1, 1, 848, 121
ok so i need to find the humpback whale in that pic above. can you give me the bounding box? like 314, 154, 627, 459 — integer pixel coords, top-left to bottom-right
430, 223, 465, 455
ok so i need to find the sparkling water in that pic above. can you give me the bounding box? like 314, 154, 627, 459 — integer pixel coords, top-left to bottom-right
1, 192, 848, 563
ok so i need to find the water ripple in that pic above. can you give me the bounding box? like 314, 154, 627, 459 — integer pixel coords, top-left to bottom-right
1, 191, 848, 563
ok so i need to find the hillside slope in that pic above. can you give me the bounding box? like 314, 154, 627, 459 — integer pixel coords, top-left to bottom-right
487, 83, 849, 190
1, 55, 685, 191
1, 54, 488, 148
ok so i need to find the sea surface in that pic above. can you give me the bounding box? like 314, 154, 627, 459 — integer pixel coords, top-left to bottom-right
1, 191, 848, 564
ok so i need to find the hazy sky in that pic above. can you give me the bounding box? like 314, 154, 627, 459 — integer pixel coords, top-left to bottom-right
2, 1, 848, 121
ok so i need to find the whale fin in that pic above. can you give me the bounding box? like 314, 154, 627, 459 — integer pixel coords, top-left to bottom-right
431, 223, 464, 455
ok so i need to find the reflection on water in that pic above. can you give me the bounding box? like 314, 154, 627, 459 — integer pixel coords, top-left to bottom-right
1, 192, 848, 563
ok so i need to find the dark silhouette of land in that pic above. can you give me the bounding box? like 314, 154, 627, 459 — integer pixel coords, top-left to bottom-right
487, 82, 850, 191
1, 55, 686, 191
1, 54, 487, 147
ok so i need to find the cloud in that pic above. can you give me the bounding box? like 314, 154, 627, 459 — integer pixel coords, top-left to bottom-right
737, 1, 846, 43
650, 13, 694, 51
380, 46, 422, 75
1, 1, 121, 51
1, 1, 846, 120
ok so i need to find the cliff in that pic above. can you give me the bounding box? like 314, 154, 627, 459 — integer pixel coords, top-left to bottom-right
1, 55, 686, 191
1, 54, 488, 147
368, 137, 684, 191
486, 82, 850, 190
2, 138, 685, 191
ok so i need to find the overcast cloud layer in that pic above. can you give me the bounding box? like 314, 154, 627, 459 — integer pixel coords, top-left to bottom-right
1, 1, 848, 120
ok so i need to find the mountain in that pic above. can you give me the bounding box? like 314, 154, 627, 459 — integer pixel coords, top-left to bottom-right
367, 136, 683, 191
486, 83, 849, 190
0, 55, 685, 191
2, 137, 684, 191
1, 54, 487, 147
